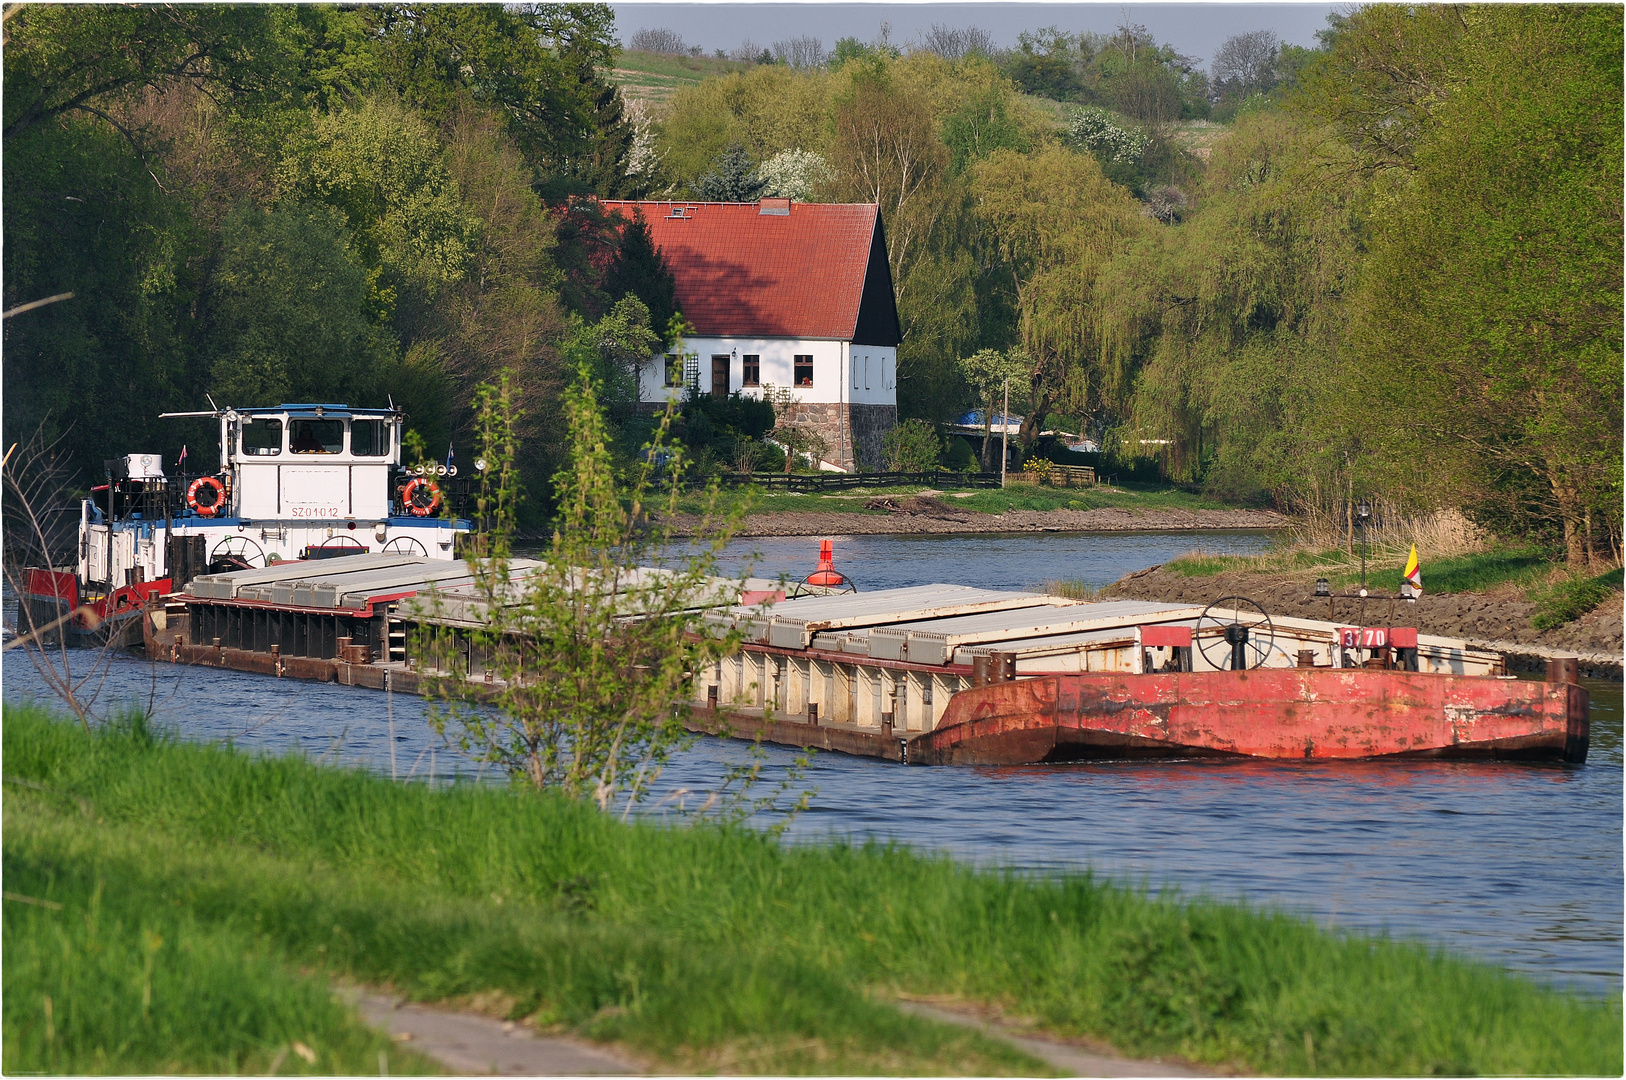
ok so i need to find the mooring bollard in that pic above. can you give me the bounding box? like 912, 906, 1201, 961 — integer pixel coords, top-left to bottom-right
1546, 656, 1580, 684
271, 643, 283, 678
1297, 649, 1317, 669
808, 702, 819, 727
707, 685, 719, 710
971, 655, 990, 687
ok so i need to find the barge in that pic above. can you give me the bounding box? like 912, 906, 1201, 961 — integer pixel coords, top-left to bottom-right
134, 553, 1589, 765
20, 405, 1588, 765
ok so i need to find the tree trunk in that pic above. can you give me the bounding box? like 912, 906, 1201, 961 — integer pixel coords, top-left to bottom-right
1547, 460, 1587, 569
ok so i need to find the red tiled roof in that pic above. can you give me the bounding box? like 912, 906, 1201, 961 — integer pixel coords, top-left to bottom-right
600, 200, 880, 341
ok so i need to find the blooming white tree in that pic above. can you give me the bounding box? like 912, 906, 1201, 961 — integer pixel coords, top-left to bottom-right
755, 148, 834, 201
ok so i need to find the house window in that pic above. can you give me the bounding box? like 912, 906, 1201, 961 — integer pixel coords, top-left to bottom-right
663, 354, 681, 388
794, 354, 813, 387
852, 357, 859, 390
864, 356, 870, 390
742, 354, 761, 387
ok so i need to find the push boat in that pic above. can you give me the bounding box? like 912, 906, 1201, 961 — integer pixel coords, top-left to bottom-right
21, 404, 470, 645
21, 408, 1589, 765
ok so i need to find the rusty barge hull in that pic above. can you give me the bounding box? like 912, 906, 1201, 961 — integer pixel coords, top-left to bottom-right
142, 636, 1588, 764
911, 668, 1589, 765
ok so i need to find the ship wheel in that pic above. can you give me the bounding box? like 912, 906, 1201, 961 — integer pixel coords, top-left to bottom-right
381, 536, 428, 557
1195, 596, 1277, 671
209, 535, 264, 572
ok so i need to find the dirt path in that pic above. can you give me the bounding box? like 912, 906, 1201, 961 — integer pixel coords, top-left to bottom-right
1107, 565, 1623, 672
352, 987, 1219, 1076
353, 992, 641, 1076
661, 505, 1290, 537
895, 1000, 1216, 1077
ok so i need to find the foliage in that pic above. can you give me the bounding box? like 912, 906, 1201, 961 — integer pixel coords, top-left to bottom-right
1068, 106, 1152, 163
755, 148, 833, 200
10, 703, 1622, 1077
1340, 5, 1623, 566
971, 146, 1148, 446
418, 369, 747, 806
1100, 111, 1364, 506
363, 3, 634, 197
1531, 571, 1622, 631
601, 208, 679, 342
999, 23, 1210, 123
692, 143, 766, 201
882, 419, 942, 472
2, 5, 285, 142
202, 201, 387, 406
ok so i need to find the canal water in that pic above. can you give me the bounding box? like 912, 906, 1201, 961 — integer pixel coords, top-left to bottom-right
4, 530, 1621, 996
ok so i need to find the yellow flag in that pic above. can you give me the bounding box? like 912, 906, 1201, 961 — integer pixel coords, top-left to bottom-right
1401, 544, 1423, 598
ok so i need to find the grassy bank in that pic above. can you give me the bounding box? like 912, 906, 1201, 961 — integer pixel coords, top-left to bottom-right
674, 481, 1246, 519
5, 704, 1619, 1076
1162, 543, 1623, 629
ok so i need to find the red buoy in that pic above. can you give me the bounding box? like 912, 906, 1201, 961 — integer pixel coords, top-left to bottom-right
801, 538, 855, 592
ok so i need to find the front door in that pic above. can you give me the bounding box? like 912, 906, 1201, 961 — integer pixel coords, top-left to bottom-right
711, 355, 729, 401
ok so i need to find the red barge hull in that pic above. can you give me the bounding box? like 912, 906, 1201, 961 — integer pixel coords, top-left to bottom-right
911, 667, 1589, 765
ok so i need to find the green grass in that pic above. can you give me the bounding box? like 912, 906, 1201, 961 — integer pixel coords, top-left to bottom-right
4, 721, 440, 1075
5, 704, 1619, 1076
1532, 569, 1625, 630
675, 481, 1237, 519
609, 49, 748, 104
1168, 543, 1562, 594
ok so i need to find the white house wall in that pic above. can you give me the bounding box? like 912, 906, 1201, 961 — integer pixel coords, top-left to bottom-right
640, 338, 896, 408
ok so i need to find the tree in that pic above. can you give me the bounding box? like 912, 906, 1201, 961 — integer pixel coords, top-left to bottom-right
960, 348, 1031, 470
418, 369, 749, 807
1210, 31, 1280, 106
693, 144, 766, 201
3, 5, 283, 143
602, 209, 679, 343
1351, 6, 1623, 565
363, 3, 632, 194
277, 97, 481, 330
201, 201, 386, 406
971, 146, 1147, 446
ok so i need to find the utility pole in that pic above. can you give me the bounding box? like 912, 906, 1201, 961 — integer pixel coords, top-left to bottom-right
1000, 377, 1009, 488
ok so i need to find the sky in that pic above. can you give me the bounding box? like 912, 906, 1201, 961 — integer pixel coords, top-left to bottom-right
609, 3, 1344, 69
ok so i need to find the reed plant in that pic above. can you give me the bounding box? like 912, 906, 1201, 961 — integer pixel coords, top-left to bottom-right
5, 702, 1620, 1076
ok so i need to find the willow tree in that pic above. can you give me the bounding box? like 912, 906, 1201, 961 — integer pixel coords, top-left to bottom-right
1350, 5, 1624, 566
1097, 112, 1365, 506
970, 145, 1147, 444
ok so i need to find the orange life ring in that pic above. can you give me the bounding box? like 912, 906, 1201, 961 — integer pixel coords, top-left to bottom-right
187, 476, 225, 517
402, 477, 440, 517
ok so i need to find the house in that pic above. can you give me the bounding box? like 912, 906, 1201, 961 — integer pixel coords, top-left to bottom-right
600, 197, 900, 471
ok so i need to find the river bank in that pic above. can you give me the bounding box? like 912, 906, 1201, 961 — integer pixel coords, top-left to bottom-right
7, 703, 1618, 1076
1106, 564, 1624, 668
661, 501, 1290, 537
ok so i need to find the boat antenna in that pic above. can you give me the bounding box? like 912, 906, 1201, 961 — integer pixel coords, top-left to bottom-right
388, 393, 396, 411
206, 392, 220, 413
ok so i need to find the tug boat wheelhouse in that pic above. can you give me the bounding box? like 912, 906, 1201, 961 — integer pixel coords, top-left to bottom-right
24, 404, 470, 642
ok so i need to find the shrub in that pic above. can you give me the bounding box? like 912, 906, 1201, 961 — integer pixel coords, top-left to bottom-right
883, 419, 941, 472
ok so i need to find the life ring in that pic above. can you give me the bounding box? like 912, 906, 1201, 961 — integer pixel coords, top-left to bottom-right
187, 476, 226, 517
402, 477, 440, 517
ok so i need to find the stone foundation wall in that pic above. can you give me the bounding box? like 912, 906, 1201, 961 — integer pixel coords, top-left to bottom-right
848, 403, 897, 472
777, 402, 896, 471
